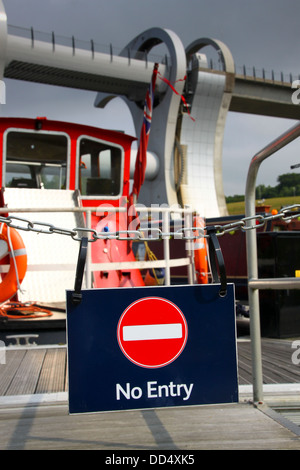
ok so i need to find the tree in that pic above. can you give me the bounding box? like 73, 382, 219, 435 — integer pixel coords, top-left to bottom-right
226, 172, 300, 200
277, 173, 300, 194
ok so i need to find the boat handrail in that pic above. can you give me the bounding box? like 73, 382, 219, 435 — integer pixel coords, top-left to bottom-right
245, 120, 300, 404
0, 204, 198, 287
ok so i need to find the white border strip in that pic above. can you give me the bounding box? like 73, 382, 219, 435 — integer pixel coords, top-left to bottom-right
0, 392, 68, 406
1, 384, 300, 407
239, 383, 300, 394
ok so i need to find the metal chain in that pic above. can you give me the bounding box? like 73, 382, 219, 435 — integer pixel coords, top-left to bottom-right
0, 204, 299, 242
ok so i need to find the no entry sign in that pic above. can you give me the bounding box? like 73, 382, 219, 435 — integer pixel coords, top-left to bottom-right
117, 297, 188, 368
67, 284, 238, 414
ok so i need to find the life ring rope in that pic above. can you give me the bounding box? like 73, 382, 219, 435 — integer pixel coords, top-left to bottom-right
0, 301, 53, 319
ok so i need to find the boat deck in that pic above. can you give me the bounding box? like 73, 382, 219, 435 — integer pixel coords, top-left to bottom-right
0, 338, 299, 450
0, 346, 67, 397
1, 339, 299, 398
0, 399, 300, 450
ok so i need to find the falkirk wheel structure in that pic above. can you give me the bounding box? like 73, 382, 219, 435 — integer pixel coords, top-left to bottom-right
0, 0, 235, 217
95, 29, 235, 217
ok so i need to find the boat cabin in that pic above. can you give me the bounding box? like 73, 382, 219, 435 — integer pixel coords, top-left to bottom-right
0, 117, 135, 207
0, 117, 144, 302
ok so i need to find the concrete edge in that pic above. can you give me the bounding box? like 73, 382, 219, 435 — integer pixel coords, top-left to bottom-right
0, 383, 299, 407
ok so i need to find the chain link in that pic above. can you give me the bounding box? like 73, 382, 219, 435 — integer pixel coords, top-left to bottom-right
0, 205, 299, 242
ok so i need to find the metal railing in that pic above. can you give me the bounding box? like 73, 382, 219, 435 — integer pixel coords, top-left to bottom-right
8, 25, 299, 84
7, 24, 172, 68
0, 204, 197, 289
245, 120, 300, 404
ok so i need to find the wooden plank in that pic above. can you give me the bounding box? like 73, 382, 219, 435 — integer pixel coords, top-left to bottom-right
237, 340, 300, 385
237, 342, 254, 385
64, 358, 68, 392
0, 350, 26, 395
35, 348, 67, 394
237, 359, 253, 384
0, 340, 299, 397
261, 341, 300, 384
5, 349, 46, 396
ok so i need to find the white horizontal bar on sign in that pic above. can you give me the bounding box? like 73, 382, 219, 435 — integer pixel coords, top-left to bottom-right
91, 258, 190, 271
123, 323, 183, 341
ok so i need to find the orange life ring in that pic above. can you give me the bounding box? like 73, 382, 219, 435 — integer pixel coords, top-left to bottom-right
193, 216, 209, 284
0, 224, 27, 303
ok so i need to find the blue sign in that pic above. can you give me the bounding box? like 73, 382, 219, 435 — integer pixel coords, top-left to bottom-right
66, 284, 238, 414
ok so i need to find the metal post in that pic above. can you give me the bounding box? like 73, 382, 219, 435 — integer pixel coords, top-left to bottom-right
184, 208, 195, 284
162, 210, 171, 286
85, 209, 92, 289
245, 121, 300, 403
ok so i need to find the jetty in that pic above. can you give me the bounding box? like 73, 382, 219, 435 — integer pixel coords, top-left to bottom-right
0, 334, 299, 450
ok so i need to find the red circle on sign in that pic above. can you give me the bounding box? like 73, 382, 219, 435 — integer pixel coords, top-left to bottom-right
117, 297, 188, 368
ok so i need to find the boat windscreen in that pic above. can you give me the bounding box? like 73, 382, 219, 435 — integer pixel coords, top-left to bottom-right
79, 137, 122, 198
4, 130, 68, 189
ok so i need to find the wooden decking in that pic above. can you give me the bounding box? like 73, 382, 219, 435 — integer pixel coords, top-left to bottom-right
0, 346, 67, 397
0, 339, 299, 398
238, 339, 300, 385
0, 340, 300, 450
1, 400, 300, 450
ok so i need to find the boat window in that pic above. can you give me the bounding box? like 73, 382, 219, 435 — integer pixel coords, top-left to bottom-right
78, 137, 122, 197
4, 130, 68, 189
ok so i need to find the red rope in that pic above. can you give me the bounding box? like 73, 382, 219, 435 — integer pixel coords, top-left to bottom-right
157, 71, 195, 121
0, 301, 53, 319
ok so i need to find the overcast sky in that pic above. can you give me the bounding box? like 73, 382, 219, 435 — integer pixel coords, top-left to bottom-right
1, 0, 300, 196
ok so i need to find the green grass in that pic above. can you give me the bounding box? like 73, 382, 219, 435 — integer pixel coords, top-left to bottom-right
226, 196, 300, 215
